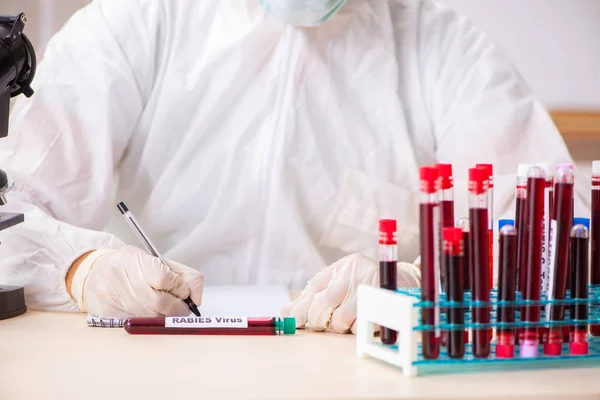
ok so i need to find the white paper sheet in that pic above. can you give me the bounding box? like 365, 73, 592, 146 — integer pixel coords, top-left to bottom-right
197, 285, 291, 317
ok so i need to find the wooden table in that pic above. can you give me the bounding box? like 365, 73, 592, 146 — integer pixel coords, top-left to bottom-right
1, 311, 600, 399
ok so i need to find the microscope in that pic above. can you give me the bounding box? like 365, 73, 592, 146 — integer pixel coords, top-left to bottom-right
0, 13, 37, 320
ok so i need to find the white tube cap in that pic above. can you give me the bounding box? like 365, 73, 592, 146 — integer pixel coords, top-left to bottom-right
517, 163, 535, 178
593, 160, 600, 174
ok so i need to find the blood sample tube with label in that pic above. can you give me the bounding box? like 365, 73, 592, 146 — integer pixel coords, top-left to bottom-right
124, 316, 297, 335
516, 164, 533, 294
496, 223, 517, 358
569, 217, 590, 338
520, 166, 545, 358
591, 161, 600, 336
443, 227, 465, 359
468, 167, 491, 358
515, 163, 532, 344
536, 163, 553, 297
570, 224, 590, 356
419, 166, 440, 360
379, 219, 398, 345
476, 164, 494, 289
544, 165, 574, 356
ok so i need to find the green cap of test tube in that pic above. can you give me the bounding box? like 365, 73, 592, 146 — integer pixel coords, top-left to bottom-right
276, 317, 296, 335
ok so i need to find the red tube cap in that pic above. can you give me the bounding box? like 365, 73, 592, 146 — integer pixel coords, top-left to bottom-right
443, 227, 462, 244
379, 219, 397, 245
495, 344, 514, 359
436, 164, 453, 189
543, 342, 562, 356
419, 166, 439, 194
570, 341, 589, 355
476, 163, 493, 187
468, 167, 489, 195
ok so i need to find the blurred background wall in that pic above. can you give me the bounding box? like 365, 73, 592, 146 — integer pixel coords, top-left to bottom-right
3, 0, 599, 172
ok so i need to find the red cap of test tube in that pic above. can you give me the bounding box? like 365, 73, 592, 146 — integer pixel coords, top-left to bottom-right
495, 344, 514, 359
543, 342, 562, 356
379, 219, 397, 245
436, 164, 453, 190
468, 167, 489, 195
443, 227, 462, 255
443, 227, 462, 244
570, 341, 589, 355
475, 164, 493, 188
419, 166, 439, 194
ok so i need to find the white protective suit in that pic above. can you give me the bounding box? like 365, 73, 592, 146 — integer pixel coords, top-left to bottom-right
0, 0, 590, 314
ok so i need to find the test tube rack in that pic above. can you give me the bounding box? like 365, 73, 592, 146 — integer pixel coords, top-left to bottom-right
355, 284, 600, 377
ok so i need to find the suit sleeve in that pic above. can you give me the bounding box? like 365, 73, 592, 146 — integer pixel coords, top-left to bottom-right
0, 0, 159, 311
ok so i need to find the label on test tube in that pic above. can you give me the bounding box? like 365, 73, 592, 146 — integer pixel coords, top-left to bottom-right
545, 220, 558, 320
433, 205, 441, 338
541, 189, 551, 293
165, 317, 249, 328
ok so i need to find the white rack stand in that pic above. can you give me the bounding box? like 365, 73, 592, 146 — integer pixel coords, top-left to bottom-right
355, 285, 421, 377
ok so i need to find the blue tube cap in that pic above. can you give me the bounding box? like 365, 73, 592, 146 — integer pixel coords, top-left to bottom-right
573, 217, 590, 230
498, 219, 514, 231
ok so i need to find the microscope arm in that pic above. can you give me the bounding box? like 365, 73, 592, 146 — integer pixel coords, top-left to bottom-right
0, 13, 37, 319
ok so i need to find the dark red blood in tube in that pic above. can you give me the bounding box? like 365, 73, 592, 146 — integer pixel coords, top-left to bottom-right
444, 227, 465, 359
569, 225, 590, 355
591, 165, 600, 336
468, 168, 491, 358
379, 219, 398, 345
496, 225, 517, 358
419, 166, 440, 360
545, 170, 574, 356
521, 167, 545, 358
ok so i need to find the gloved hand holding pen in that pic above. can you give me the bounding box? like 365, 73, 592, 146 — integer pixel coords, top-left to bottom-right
281, 254, 420, 334
66, 245, 204, 318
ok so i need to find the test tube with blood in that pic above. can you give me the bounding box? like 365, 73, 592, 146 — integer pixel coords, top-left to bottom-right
520, 166, 545, 359
468, 167, 491, 358
379, 219, 398, 345
476, 164, 494, 290
569, 224, 590, 356
496, 224, 518, 358
591, 161, 600, 337
544, 165, 574, 356
515, 164, 532, 345
443, 227, 465, 359
419, 166, 441, 359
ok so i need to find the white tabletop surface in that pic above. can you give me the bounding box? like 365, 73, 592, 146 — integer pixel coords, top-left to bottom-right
1, 311, 600, 400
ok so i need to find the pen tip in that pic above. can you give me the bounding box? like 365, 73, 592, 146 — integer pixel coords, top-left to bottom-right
117, 202, 128, 213
184, 297, 201, 316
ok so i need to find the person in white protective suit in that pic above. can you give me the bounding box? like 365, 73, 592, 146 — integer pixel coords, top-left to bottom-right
0, 0, 590, 334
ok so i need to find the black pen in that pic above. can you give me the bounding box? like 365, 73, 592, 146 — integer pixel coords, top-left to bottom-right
116, 201, 201, 317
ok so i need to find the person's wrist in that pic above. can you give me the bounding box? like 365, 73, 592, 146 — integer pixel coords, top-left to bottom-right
66, 251, 95, 298
68, 248, 113, 312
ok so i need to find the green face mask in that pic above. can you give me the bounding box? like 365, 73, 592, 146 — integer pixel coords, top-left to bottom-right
259, 0, 348, 27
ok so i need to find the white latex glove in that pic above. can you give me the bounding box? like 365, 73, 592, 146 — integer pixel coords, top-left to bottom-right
70, 245, 204, 318
281, 253, 421, 334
